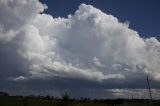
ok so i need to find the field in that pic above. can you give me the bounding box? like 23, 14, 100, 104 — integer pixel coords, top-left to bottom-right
0, 95, 160, 106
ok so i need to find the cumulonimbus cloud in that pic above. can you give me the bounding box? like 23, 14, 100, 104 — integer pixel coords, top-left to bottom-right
0, 0, 160, 85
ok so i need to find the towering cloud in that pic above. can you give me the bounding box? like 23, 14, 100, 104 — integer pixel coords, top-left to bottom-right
0, 0, 160, 98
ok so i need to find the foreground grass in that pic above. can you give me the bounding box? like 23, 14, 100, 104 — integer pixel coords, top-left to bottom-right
0, 96, 160, 106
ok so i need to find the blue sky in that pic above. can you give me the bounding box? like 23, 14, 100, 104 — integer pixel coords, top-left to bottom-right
40, 0, 160, 40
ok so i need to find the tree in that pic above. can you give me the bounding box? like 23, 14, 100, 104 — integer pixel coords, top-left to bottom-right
0, 91, 9, 96
62, 92, 70, 101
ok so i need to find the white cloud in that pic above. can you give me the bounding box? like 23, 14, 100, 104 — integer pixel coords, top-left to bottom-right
0, 0, 46, 41
93, 57, 105, 68
0, 0, 160, 84
13, 76, 27, 81
107, 88, 160, 99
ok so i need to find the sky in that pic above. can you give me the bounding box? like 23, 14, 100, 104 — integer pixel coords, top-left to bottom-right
0, 0, 160, 99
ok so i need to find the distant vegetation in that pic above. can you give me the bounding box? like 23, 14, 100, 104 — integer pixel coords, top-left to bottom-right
0, 91, 160, 106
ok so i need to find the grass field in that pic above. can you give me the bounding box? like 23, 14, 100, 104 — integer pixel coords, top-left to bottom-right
0, 95, 160, 106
